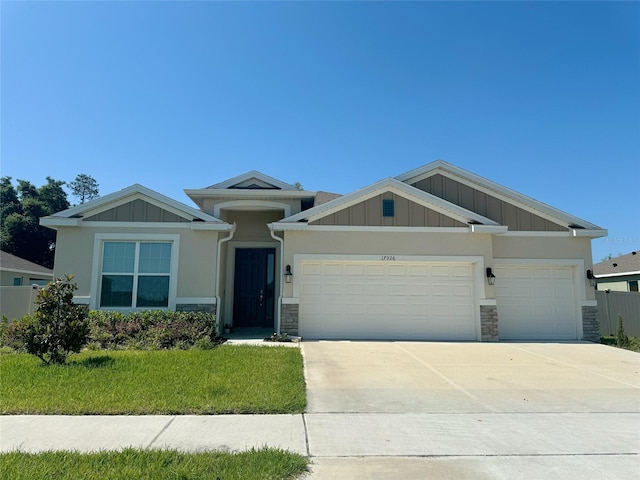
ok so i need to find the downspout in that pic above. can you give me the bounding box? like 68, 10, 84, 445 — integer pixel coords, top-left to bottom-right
215, 223, 236, 335
269, 223, 284, 335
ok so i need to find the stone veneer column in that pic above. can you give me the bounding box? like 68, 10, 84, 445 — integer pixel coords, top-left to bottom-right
480, 305, 499, 341
581, 306, 600, 343
281, 303, 299, 336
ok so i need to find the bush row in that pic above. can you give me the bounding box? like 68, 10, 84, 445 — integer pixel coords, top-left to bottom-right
1, 310, 221, 352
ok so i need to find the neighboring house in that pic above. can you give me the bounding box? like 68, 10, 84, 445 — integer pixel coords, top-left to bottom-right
0, 250, 53, 286
40, 160, 606, 342
0, 251, 54, 320
593, 251, 640, 292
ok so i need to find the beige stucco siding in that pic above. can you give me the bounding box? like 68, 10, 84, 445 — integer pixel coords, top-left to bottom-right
85, 200, 190, 222
413, 174, 567, 231
310, 193, 466, 227
52, 226, 219, 301
1, 271, 52, 286
221, 211, 283, 242
281, 230, 493, 298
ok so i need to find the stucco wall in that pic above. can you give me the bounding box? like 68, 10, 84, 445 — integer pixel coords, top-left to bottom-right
53, 226, 220, 302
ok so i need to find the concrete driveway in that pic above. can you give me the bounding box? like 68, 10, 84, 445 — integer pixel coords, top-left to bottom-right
302, 341, 640, 479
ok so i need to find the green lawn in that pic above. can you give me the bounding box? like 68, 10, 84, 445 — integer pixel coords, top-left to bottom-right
0, 448, 308, 480
0, 346, 306, 414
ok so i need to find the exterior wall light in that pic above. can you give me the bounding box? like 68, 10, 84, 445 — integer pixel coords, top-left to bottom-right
486, 267, 496, 286
586, 269, 597, 288
284, 265, 293, 283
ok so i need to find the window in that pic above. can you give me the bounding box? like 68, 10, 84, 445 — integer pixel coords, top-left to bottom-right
630, 280, 639, 293
13, 277, 23, 286
382, 199, 395, 217
100, 241, 172, 308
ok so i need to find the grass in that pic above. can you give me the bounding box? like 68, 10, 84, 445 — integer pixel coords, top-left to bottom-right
601, 336, 640, 353
0, 345, 306, 414
0, 447, 308, 480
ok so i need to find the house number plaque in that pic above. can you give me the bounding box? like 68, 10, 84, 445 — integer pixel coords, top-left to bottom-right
381, 255, 396, 261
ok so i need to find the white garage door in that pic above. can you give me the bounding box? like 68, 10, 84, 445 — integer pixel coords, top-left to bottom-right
494, 264, 579, 340
298, 260, 477, 340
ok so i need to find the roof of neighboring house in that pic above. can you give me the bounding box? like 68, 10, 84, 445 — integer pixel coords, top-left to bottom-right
314, 191, 342, 206
593, 251, 640, 277
0, 251, 53, 276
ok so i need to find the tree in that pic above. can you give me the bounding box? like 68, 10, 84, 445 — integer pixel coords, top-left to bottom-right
69, 174, 99, 204
292, 181, 303, 190
17, 275, 89, 365
0, 176, 70, 268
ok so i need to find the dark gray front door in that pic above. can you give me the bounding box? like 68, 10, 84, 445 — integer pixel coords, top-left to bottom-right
233, 248, 275, 328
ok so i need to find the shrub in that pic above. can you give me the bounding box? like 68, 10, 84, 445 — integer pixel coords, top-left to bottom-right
616, 314, 629, 348
15, 275, 89, 365
87, 310, 218, 350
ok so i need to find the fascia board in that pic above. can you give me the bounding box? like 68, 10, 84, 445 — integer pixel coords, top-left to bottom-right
469, 224, 509, 234
596, 271, 640, 279
190, 222, 234, 231
40, 217, 82, 227
1, 267, 53, 276
396, 160, 603, 231
185, 189, 317, 199
281, 178, 498, 226
206, 170, 296, 190
571, 228, 609, 238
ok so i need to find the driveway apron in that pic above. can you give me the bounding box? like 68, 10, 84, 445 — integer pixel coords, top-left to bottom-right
301, 341, 640, 479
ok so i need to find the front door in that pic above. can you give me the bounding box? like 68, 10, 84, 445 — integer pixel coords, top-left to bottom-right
233, 248, 275, 328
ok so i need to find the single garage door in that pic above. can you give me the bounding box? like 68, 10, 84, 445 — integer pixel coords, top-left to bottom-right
494, 264, 579, 340
298, 260, 477, 340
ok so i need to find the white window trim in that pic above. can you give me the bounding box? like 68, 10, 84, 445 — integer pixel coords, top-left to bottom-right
90, 233, 180, 311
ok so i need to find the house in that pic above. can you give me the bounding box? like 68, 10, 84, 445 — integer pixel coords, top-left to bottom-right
0, 251, 54, 320
0, 250, 53, 286
593, 251, 640, 292
40, 160, 606, 342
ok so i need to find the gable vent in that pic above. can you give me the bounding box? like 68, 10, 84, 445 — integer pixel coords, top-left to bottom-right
382, 199, 395, 217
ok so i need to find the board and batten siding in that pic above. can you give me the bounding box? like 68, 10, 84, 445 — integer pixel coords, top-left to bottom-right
412, 174, 567, 231
84, 199, 191, 223
310, 193, 466, 227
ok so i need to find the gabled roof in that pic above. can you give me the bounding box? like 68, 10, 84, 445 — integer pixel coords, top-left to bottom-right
0, 250, 53, 276
40, 184, 225, 227
593, 251, 640, 277
206, 170, 297, 190
396, 160, 605, 232
278, 177, 499, 226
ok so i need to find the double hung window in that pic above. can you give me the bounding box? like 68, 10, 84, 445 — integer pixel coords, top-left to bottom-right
100, 241, 172, 308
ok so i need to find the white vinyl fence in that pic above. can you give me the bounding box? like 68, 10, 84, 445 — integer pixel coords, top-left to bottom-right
596, 291, 640, 337
0, 285, 40, 321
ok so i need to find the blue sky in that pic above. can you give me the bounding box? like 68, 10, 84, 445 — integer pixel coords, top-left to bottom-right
1, 1, 638, 262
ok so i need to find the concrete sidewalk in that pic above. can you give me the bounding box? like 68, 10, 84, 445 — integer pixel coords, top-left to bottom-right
2, 412, 639, 479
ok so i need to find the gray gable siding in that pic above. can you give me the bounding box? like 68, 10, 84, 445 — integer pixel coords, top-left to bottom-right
310, 192, 466, 227
84, 199, 191, 223
412, 174, 567, 231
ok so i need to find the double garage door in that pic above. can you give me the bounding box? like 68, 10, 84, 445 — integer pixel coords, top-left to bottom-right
298, 260, 477, 340
298, 260, 580, 341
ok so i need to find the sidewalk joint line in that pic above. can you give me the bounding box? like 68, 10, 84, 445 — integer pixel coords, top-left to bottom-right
146, 416, 176, 449
302, 413, 311, 457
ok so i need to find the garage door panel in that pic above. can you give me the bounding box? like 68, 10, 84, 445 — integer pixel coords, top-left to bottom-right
495, 264, 578, 340
299, 260, 477, 341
